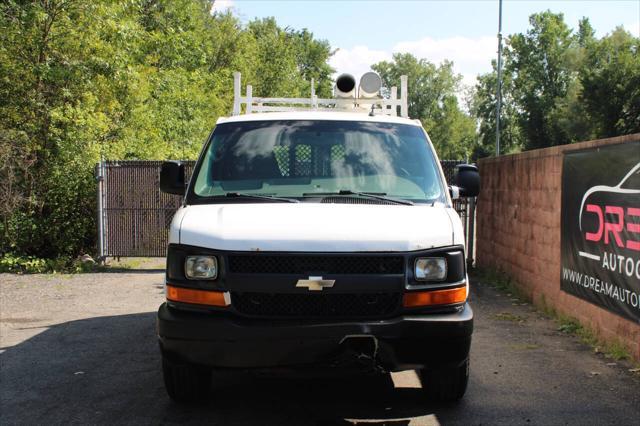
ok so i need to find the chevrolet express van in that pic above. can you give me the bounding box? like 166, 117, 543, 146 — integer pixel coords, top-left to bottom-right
157, 72, 480, 403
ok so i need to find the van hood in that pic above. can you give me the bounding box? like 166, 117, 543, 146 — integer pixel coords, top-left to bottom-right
176, 203, 457, 252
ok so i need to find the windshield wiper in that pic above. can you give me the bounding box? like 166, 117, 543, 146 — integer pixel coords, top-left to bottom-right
216, 192, 299, 203
302, 190, 414, 206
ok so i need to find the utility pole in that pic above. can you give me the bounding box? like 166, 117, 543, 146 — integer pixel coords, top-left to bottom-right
495, 0, 503, 156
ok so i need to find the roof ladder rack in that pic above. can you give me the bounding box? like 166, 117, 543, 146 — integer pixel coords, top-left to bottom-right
232, 72, 408, 118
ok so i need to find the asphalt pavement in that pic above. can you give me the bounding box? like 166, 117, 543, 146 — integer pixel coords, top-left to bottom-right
1, 271, 639, 425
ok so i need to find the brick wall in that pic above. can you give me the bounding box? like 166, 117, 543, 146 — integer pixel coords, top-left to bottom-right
476, 133, 640, 360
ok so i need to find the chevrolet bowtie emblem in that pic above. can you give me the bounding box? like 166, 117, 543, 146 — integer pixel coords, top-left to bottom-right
296, 276, 335, 291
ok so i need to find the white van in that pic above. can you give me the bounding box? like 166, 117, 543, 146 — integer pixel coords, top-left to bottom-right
157, 73, 480, 403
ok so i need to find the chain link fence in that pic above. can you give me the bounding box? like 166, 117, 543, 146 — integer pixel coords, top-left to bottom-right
96, 160, 475, 261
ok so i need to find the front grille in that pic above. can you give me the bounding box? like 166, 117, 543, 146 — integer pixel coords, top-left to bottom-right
232, 292, 401, 318
227, 255, 404, 274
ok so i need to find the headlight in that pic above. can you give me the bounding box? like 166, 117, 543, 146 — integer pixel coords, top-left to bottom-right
414, 257, 447, 281
185, 256, 218, 280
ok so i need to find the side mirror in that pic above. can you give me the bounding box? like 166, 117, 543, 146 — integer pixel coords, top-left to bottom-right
160, 161, 186, 195
452, 164, 480, 198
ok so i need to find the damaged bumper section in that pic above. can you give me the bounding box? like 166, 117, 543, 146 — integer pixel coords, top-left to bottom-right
157, 302, 473, 372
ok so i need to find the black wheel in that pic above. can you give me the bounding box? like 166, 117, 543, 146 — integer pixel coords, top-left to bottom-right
162, 355, 211, 403
418, 358, 469, 402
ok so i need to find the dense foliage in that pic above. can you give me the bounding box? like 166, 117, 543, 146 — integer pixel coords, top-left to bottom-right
471, 12, 640, 156
372, 53, 476, 159
0, 0, 333, 259
1, 3, 638, 262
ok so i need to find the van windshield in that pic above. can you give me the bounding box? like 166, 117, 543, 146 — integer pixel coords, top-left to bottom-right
190, 120, 446, 204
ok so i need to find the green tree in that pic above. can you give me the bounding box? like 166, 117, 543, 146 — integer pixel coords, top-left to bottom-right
506, 11, 574, 149
580, 27, 640, 137
373, 53, 476, 159
470, 61, 523, 158
290, 28, 334, 98
472, 13, 639, 154
247, 18, 302, 97
245, 18, 334, 98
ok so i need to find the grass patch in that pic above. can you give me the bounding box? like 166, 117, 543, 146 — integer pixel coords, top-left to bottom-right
557, 315, 598, 347
556, 317, 582, 334
0, 254, 168, 274
114, 258, 144, 269
607, 341, 632, 361
556, 314, 630, 360
538, 293, 557, 318
107, 257, 165, 270
0, 253, 131, 274
474, 267, 529, 302
1, 254, 89, 274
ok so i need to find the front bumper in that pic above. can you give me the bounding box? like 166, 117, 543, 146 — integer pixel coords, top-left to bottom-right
157, 302, 473, 372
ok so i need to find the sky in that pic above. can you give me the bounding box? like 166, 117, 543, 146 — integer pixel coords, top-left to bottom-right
213, 0, 640, 89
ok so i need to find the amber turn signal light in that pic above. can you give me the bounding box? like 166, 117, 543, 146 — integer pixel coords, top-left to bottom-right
166, 285, 229, 307
403, 285, 467, 307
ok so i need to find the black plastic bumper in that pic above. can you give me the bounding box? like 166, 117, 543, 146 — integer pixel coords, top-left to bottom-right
157, 302, 473, 372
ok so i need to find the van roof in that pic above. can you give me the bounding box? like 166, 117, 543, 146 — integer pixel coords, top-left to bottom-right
216, 111, 422, 127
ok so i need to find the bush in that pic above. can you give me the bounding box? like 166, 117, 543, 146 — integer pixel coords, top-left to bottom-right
0, 254, 93, 274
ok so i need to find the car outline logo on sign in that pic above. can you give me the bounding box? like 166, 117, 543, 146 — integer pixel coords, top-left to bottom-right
578, 162, 640, 259
296, 276, 335, 291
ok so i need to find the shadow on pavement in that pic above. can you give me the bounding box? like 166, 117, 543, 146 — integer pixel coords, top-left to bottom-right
0, 312, 460, 425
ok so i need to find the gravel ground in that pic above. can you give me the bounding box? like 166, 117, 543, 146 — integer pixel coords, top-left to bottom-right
1, 271, 639, 425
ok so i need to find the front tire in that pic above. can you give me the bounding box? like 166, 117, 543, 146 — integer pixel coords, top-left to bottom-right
418, 358, 469, 401
162, 355, 211, 403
